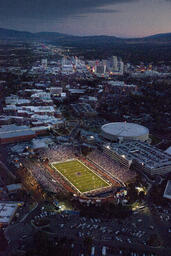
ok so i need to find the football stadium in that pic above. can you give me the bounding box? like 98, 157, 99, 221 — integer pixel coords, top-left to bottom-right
27, 145, 135, 200
51, 159, 110, 194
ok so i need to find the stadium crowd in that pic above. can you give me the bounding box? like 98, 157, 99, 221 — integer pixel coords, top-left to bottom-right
41, 145, 75, 162
23, 145, 76, 194
87, 150, 136, 183
24, 160, 64, 193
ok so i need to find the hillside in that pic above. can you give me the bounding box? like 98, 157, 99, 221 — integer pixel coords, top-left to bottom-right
0, 28, 170, 45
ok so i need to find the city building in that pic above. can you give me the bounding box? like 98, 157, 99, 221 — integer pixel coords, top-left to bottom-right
0, 125, 36, 144
101, 122, 149, 142
163, 180, 171, 200
103, 141, 171, 176
0, 202, 20, 226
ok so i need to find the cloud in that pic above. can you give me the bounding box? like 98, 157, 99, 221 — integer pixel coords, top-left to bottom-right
0, 0, 134, 20
89, 8, 119, 14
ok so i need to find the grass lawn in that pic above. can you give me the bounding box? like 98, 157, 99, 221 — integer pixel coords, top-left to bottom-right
51, 159, 110, 193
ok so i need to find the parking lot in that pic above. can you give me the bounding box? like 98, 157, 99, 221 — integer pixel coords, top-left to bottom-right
4, 200, 171, 256
28, 204, 159, 248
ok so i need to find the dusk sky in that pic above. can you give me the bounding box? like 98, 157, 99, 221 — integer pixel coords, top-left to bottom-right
0, 0, 171, 37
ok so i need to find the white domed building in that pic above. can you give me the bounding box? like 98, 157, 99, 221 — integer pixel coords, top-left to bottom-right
101, 122, 149, 142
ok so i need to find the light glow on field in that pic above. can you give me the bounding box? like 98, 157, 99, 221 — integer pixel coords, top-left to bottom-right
51, 159, 110, 193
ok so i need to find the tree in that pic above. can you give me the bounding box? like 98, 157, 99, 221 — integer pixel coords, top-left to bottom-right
83, 236, 92, 256
0, 230, 8, 252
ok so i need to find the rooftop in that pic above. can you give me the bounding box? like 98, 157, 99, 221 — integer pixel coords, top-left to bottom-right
0, 202, 19, 225
106, 141, 171, 170
101, 122, 149, 137
0, 125, 35, 139
163, 180, 171, 199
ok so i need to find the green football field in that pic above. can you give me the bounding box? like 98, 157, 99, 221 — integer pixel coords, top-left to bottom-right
51, 159, 110, 193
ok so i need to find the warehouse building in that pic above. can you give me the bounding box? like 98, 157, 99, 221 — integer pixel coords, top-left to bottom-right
0, 125, 36, 144
0, 202, 20, 226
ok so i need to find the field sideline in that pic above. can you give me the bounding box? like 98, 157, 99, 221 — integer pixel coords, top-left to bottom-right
51, 159, 110, 193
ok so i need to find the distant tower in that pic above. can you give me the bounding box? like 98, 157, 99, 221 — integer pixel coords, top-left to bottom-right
112, 56, 118, 71
118, 60, 124, 75
75, 56, 79, 66
95, 61, 105, 75
62, 56, 67, 66
102, 60, 107, 74
41, 59, 47, 69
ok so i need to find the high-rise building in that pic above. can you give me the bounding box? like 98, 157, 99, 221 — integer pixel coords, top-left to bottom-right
112, 56, 118, 71
95, 61, 106, 75
41, 59, 47, 69
118, 60, 124, 75
62, 56, 67, 66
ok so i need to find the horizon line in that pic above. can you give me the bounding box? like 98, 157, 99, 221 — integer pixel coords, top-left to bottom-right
0, 26, 171, 39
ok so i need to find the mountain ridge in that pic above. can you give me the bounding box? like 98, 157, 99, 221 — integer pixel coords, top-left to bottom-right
0, 27, 171, 44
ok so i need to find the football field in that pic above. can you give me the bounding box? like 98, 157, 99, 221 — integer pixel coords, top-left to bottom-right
51, 159, 110, 193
